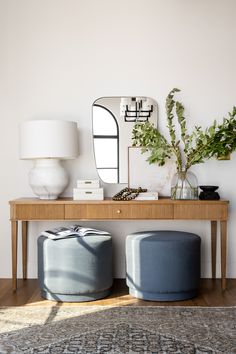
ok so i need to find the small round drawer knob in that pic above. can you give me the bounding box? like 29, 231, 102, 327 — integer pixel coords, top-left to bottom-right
117, 209, 121, 214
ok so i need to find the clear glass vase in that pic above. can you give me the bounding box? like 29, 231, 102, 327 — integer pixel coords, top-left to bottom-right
171, 170, 198, 200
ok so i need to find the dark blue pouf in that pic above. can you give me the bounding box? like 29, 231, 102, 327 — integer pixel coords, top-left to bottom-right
126, 231, 201, 301
38, 235, 113, 302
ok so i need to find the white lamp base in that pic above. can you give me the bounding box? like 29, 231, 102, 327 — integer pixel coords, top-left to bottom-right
29, 159, 69, 200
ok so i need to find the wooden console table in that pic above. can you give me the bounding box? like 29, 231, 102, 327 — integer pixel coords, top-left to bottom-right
9, 198, 229, 291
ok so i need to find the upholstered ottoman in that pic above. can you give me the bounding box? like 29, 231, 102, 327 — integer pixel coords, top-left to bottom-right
38, 235, 113, 302
126, 231, 201, 301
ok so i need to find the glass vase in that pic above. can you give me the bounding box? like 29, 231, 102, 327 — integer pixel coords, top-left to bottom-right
171, 170, 198, 200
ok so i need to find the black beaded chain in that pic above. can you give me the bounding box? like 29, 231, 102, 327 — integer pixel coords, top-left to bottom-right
112, 187, 147, 201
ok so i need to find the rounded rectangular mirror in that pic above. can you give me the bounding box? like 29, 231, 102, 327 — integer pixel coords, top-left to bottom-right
92, 96, 157, 184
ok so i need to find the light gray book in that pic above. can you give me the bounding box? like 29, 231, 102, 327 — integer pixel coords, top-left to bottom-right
41, 225, 110, 240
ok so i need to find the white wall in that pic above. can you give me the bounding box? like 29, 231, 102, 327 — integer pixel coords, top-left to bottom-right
0, 0, 236, 279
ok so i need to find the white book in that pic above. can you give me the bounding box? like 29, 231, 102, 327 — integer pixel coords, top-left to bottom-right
73, 188, 104, 200
76, 180, 100, 189
136, 196, 159, 200
135, 192, 159, 200
41, 225, 110, 240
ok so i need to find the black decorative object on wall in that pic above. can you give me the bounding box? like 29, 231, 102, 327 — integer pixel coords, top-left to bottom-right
199, 186, 220, 200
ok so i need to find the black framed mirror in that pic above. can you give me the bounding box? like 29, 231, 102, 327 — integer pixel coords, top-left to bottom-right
92, 96, 157, 184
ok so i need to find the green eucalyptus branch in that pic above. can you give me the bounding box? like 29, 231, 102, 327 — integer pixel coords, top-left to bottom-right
165, 88, 182, 171
185, 107, 236, 169
175, 101, 187, 145
132, 122, 172, 166
166, 88, 179, 146
131, 89, 236, 173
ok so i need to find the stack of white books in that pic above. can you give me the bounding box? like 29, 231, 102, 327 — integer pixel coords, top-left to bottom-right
135, 191, 159, 200
73, 179, 104, 200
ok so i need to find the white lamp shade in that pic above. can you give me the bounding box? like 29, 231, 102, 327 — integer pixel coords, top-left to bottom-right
19, 120, 79, 159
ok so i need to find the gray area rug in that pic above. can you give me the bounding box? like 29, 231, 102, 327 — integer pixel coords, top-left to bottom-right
0, 306, 235, 353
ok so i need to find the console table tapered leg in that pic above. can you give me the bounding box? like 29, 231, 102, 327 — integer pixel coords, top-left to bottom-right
211, 221, 217, 279
22, 221, 28, 280
220, 220, 227, 291
11, 221, 18, 291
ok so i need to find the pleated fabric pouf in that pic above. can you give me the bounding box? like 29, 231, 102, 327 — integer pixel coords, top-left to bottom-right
38, 235, 113, 302
126, 230, 201, 301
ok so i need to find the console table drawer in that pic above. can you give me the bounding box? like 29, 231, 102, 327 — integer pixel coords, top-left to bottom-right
86, 204, 173, 219
12, 204, 64, 220
65, 205, 88, 219
174, 204, 228, 220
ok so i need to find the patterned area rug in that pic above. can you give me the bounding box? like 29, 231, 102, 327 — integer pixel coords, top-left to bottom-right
0, 306, 235, 353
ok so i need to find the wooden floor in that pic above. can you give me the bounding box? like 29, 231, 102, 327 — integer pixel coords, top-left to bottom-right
0, 279, 235, 307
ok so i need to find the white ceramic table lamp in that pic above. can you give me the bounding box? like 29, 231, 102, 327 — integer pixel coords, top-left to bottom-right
19, 120, 79, 200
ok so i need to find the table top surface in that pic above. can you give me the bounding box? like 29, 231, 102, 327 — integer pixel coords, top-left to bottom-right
9, 197, 229, 205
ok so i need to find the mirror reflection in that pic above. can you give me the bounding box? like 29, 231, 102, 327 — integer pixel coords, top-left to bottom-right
92, 97, 157, 184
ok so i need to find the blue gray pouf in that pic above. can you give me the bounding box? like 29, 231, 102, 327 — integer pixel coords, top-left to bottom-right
38, 235, 113, 302
126, 231, 201, 301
